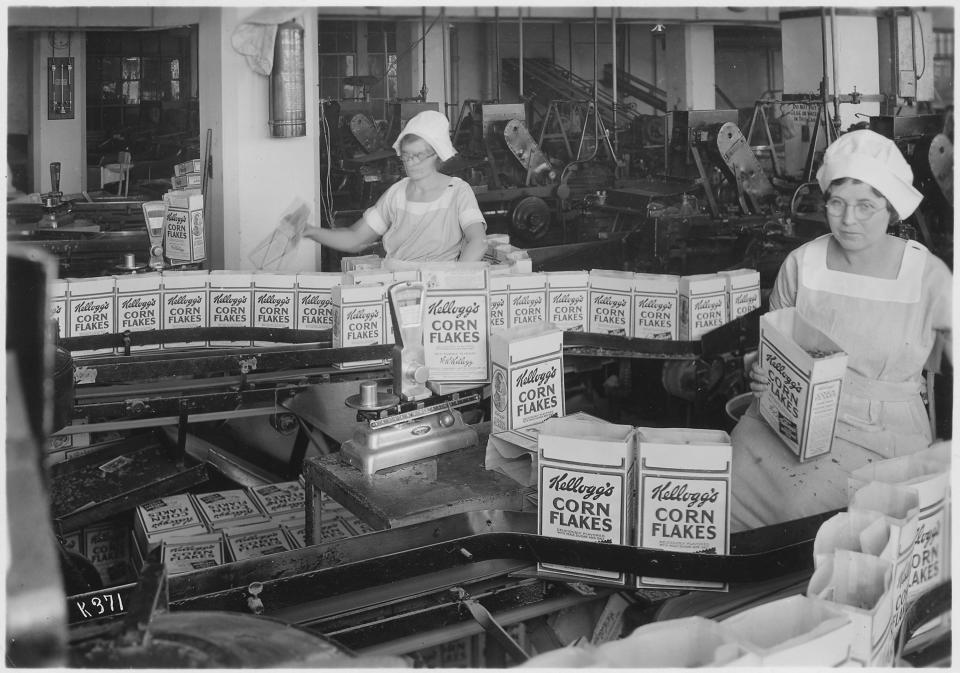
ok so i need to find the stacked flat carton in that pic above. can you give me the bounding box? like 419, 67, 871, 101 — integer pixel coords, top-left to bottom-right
171, 158, 203, 191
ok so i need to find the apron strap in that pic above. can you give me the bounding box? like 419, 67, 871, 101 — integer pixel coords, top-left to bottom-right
843, 370, 922, 402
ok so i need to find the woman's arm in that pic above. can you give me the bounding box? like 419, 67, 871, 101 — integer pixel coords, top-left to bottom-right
458, 222, 487, 262
302, 218, 381, 254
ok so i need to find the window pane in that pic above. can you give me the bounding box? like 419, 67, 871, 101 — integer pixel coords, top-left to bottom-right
123, 81, 140, 104
122, 57, 141, 81
141, 57, 159, 81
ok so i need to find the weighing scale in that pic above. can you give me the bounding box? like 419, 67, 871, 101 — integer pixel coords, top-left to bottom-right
339, 281, 481, 475
141, 200, 167, 270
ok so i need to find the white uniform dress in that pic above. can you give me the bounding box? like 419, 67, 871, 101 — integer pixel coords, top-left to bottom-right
363, 176, 486, 263
730, 235, 952, 531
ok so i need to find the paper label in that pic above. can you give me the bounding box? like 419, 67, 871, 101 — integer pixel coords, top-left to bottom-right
633, 293, 678, 340
424, 294, 489, 381
163, 289, 206, 328
730, 287, 760, 318
251, 482, 304, 516
539, 464, 626, 582
909, 500, 946, 598
69, 293, 115, 337
297, 290, 334, 330
195, 491, 263, 526
138, 496, 204, 535
226, 528, 291, 561
686, 290, 727, 339
509, 290, 546, 328
590, 290, 631, 335
548, 290, 588, 332
493, 356, 563, 432
489, 291, 506, 331
253, 290, 295, 329
339, 303, 383, 346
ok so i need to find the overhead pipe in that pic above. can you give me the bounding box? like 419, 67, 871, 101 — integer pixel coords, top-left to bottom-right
820, 8, 831, 140
420, 7, 428, 100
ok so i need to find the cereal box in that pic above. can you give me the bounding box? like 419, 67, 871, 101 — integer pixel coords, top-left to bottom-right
719, 268, 761, 319
252, 272, 296, 345
50, 278, 68, 340
632, 273, 680, 340
192, 489, 269, 531
161, 532, 225, 575
547, 271, 588, 332
635, 427, 733, 591
162, 190, 205, 264
420, 263, 489, 382
248, 480, 305, 522
134, 493, 208, 554
758, 308, 848, 461
490, 325, 565, 433
340, 254, 383, 272
83, 521, 136, 587
589, 270, 633, 336
281, 521, 307, 549
67, 276, 115, 356
223, 520, 293, 562
487, 269, 510, 334
678, 273, 728, 340
207, 271, 253, 347
161, 270, 208, 349
61, 530, 82, 556
507, 273, 547, 329
332, 282, 390, 368
114, 272, 162, 352
537, 416, 636, 585
172, 173, 202, 191
296, 272, 343, 334
174, 158, 202, 176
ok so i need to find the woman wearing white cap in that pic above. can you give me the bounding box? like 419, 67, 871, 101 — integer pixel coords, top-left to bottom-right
303, 110, 487, 263
731, 129, 952, 530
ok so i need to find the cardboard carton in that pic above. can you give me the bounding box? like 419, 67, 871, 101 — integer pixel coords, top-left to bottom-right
758, 308, 848, 461
67, 276, 116, 356
50, 278, 68, 340
537, 416, 636, 586
223, 520, 294, 562
134, 493, 208, 555
247, 480, 305, 522
161, 532, 225, 575
162, 190, 205, 264
207, 270, 253, 347
83, 521, 136, 587
678, 273, 728, 340
635, 427, 732, 590
192, 489, 270, 531
420, 263, 490, 383
174, 158, 202, 176
719, 268, 761, 319
332, 282, 390, 368
507, 273, 547, 329
160, 270, 209, 349
114, 272, 162, 352
632, 273, 680, 340
588, 270, 633, 336
490, 325, 564, 433
252, 272, 296, 345
546, 271, 588, 332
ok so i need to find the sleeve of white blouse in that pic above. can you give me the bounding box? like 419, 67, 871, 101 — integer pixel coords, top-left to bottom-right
768, 247, 801, 310
926, 254, 953, 333
454, 180, 486, 232
362, 181, 401, 236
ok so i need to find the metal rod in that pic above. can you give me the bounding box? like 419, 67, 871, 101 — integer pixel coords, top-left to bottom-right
441, 7, 448, 108
421, 7, 427, 100
611, 8, 619, 156
518, 8, 524, 99
829, 6, 840, 124
820, 8, 831, 147
494, 8, 501, 100
593, 8, 600, 153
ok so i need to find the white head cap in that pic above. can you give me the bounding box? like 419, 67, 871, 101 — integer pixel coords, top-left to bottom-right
816, 129, 923, 219
392, 110, 457, 162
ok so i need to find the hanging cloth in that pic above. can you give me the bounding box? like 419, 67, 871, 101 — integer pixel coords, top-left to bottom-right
231, 8, 303, 75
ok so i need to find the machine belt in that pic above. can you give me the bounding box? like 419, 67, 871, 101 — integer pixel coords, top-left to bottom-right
68, 509, 836, 626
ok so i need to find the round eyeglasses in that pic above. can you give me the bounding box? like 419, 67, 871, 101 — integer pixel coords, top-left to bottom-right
400, 150, 436, 164
824, 197, 884, 221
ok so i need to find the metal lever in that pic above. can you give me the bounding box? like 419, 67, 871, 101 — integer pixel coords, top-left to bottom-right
50, 162, 61, 195
460, 595, 529, 663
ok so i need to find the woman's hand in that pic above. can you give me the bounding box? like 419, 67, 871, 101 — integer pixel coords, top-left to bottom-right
743, 350, 768, 397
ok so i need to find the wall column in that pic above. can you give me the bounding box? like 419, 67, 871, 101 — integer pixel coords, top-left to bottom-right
662, 24, 715, 111
198, 7, 322, 271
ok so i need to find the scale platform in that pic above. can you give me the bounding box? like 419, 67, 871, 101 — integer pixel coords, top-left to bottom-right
340, 389, 482, 475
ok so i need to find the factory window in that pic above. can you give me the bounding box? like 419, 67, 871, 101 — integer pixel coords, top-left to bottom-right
86, 30, 191, 136
318, 20, 397, 114
933, 29, 953, 108
318, 20, 357, 100
366, 21, 398, 104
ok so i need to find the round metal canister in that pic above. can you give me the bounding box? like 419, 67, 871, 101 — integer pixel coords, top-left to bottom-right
269, 21, 306, 138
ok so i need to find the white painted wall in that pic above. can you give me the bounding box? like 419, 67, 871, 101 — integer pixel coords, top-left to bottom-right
31, 31, 86, 194
198, 7, 322, 272
663, 25, 715, 111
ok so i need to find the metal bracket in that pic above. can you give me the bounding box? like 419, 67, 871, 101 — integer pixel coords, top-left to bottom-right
453, 587, 530, 663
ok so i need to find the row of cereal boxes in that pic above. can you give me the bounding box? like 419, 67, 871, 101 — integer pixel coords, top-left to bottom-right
63, 480, 374, 584
524, 424, 950, 668
52, 258, 759, 362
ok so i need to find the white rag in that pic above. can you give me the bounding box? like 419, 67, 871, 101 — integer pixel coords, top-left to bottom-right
231, 8, 303, 76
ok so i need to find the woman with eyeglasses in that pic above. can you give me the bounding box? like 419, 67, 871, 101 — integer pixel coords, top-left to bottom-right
730, 129, 952, 531
303, 110, 487, 263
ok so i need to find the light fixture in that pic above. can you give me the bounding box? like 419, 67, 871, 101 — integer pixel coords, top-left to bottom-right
651, 24, 666, 34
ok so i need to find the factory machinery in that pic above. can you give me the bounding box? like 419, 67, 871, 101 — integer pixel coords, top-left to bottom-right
7, 245, 949, 667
